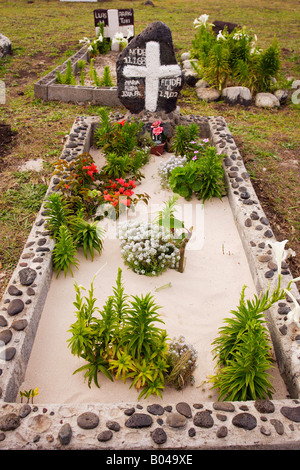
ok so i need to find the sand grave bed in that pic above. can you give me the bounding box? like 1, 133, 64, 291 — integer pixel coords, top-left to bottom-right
18, 148, 289, 405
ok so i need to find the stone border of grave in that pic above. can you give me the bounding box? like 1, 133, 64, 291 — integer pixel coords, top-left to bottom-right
34, 45, 121, 106
0, 114, 300, 450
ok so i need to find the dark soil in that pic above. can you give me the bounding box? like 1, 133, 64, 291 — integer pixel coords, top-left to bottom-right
0, 123, 17, 171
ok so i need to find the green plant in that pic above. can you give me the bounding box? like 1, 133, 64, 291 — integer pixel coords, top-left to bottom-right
102, 152, 132, 179
56, 59, 76, 85
77, 59, 86, 86
100, 65, 114, 87
171, 123, 199, 156
210, 283, 287, 401
44, 192, 73, 239
169, 146, 225, 203
52, 225, 79, 277
168, 160, 202, 200
94, 110, 144, 157
120, 292, 165, 360
166, 336, 198, 389
191, 15, 281, 93
68, 269, 171, 399
69, 213, 105, 260
19, 387, 39, 403
195, 146, 226, 203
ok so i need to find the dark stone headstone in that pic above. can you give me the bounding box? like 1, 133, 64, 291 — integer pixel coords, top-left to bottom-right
116, 21, 184, 114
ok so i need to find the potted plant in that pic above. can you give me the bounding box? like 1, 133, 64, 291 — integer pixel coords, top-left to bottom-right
150, 121, 165, 155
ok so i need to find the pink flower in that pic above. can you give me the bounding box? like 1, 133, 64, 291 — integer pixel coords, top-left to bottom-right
151, 120, 161, 128
192, 156, 197, 160
153, 126, 163, 136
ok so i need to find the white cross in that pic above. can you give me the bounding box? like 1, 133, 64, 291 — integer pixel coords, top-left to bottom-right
123, 41, 182, 112
95, 9, 134, 50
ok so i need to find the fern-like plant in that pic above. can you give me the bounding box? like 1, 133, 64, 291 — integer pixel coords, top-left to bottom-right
210, 284, 286, 401
69, 216, 105, 260
44, 192, 72, 239
196, 146, 226, 203
77, 59, 86, 86
171, 123, 199, 156
100, 65, 114, 87
120, 293, 165, 360
52, 225, 79, 277
56, 60, 76, 85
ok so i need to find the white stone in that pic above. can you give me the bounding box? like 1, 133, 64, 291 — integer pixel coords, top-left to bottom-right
222, 86, 252, 106
196, 87, 220, 102
182, 59, 197, 70
123, 41, 182, 112
196, 79, 210, 88
181, 51, 191, 61
255, 92, 280, 108
292, 79, 300, 89
0, 33, 11, 58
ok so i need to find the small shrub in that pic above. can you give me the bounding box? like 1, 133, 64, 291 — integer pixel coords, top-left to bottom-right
52, 225, 79, 278
118, 220, 180, 276
166, 336, 198, 389
56, 60, 76, 85
210, 284, 287, 401
169, 146, 226, 203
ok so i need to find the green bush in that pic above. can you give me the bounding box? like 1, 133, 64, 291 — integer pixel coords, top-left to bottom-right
191, 15, 281, 93
210, 284, 286, 401
169, 145, 226, 203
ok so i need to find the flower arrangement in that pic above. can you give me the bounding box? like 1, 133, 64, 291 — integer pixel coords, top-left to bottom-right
151, 120, 164, 144
118, 220, 180, 276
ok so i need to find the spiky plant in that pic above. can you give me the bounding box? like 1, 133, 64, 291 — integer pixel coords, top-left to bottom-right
69, 216, 105, 260
52, 225, 79, 277
44, 192, 72, 240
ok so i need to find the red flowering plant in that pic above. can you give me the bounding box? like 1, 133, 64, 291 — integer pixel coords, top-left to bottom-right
53, 153, 103, 218
100, 177, 150, 219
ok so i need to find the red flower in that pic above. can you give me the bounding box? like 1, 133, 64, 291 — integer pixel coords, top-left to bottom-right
118, 119, 126, 126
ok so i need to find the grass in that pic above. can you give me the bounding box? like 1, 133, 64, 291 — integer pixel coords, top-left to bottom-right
0, 0, 299, 296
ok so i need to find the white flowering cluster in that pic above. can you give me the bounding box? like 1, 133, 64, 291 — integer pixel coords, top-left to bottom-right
167, 335, 198, 389
118, 220, 180, 276
158, 154, 187, 188
79, 35, 105, 54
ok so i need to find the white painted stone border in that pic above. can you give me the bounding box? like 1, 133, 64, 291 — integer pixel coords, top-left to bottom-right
0, 114, 300, 450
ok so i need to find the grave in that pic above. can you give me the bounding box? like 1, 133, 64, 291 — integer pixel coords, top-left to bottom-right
1, 20, 300, 451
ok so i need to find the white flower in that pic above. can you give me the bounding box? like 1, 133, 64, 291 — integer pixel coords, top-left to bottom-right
217, 31, 226, 41
268, 239, 289, 274
79, 37, 90, 45
284, 290, 300, 328
194, 14, 209, 28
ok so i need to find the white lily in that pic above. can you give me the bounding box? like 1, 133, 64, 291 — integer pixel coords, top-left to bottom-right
284, 289, 300, 328
217, 31, 226, 41
79, 37, 90, 45
268, 239, 289, 273
193, 14, 210, 28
